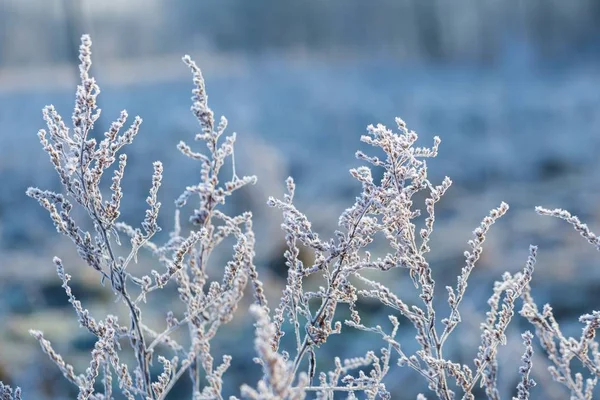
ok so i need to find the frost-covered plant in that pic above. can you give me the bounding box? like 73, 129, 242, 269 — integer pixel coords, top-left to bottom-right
23, 35, 265, 400
261, 108, 536, 400
5, 34, 600, 399
518, 207, 600, 400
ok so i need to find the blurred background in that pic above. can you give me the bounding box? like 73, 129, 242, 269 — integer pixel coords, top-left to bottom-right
2, 0, 600, 398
